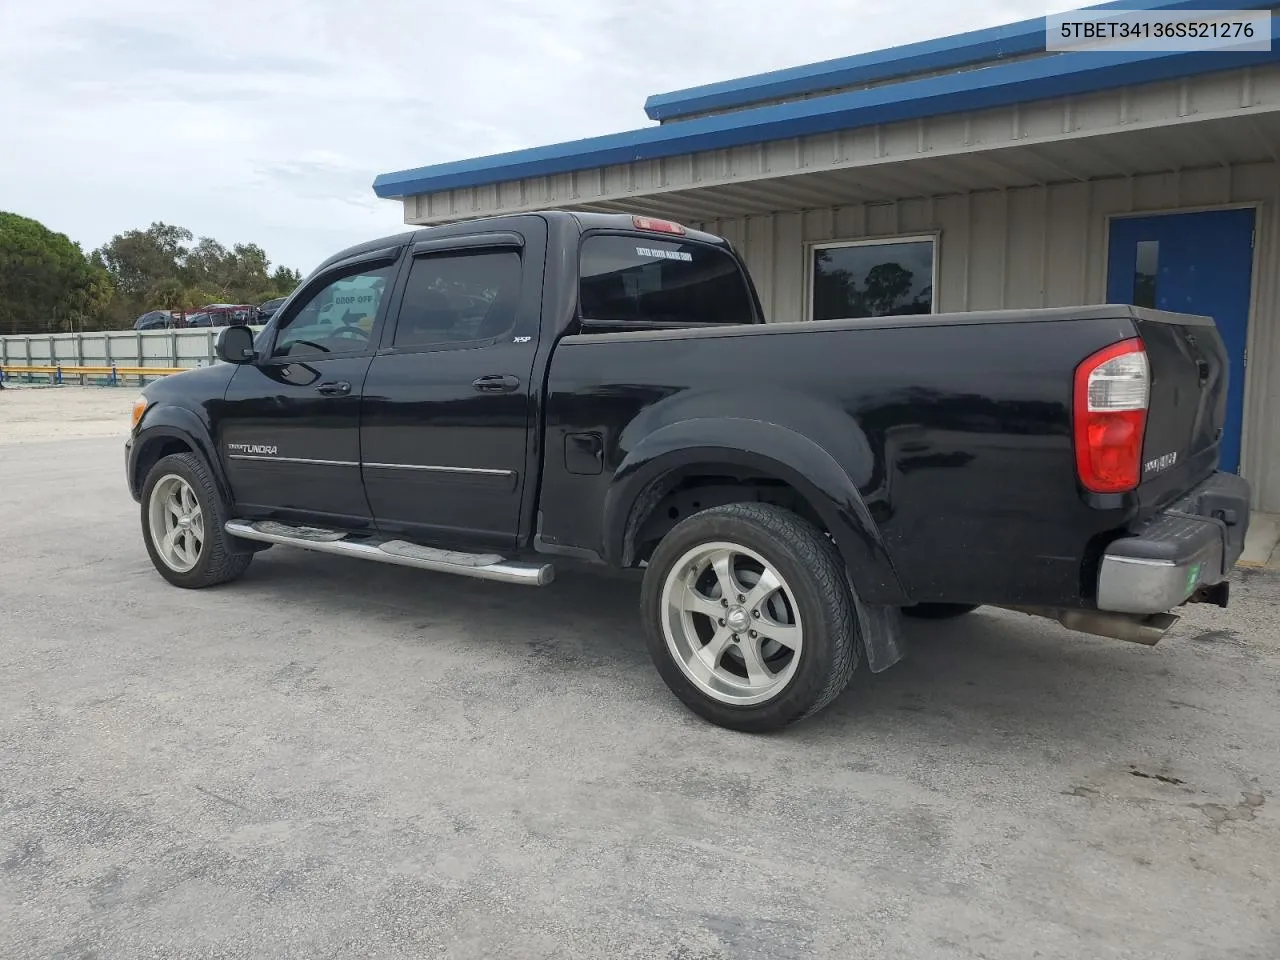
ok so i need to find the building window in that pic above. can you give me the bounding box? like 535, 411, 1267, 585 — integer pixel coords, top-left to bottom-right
809, 237, 936, 321
1133, 240, 1159, 309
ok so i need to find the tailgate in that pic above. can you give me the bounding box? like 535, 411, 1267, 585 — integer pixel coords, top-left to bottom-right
1132, 307, 1228, 508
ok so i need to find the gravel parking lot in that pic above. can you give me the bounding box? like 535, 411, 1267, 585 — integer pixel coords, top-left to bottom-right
2, 389, 1278, 959
0, 383, 137, 442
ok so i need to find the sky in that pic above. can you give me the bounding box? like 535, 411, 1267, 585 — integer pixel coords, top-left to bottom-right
0, 0, 1085, 277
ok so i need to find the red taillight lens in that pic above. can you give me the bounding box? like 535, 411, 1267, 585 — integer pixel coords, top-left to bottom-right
1073, 337, 1149, 493
632, 215, 685, 235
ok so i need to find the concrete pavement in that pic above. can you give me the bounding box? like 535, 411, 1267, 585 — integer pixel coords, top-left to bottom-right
1, 433, 1277, 960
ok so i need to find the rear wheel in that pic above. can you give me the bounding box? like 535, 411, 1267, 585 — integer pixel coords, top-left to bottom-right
141, 452, 252, 588
641, 503, 859, 733
901, 602, 980, 619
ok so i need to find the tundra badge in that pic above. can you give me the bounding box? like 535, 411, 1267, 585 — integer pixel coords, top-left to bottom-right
228, 443, 279, 456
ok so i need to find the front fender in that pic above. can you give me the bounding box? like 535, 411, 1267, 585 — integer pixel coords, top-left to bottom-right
604, 416, 907, 605
130, 404, 229, 503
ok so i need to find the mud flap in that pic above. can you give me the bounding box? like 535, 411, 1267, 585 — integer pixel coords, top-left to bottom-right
852, 596, 907, 673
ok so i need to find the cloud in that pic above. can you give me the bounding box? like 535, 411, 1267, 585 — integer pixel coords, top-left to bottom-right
54, 19, 331, 79
0, 0, 1083, 276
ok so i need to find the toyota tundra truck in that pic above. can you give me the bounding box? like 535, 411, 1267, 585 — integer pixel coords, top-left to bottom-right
125, 211, 1251, 732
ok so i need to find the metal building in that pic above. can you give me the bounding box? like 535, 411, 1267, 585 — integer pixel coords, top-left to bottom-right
373, 1, 1280, 513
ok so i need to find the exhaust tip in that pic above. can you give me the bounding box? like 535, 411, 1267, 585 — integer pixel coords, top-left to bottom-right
1001, 606, 1179, 646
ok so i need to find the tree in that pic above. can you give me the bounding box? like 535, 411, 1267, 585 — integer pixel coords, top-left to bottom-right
269, 265, 302, 297
0, 211, 115, 335
862, 262, 915, 316
180, 237, 230, 295
147, 277, 190, 311
72, 268, 116, 326
811, 250, 863, 321
174, 237, 298, 304
0, 213, 302, 333
93, 222, 193, 300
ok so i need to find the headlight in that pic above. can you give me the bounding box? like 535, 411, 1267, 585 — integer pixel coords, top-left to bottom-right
131, 396, 149, 430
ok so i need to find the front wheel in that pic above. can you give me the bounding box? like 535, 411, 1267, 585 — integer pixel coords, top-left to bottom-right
640, 503, 859, 733
141, 452, 253, 588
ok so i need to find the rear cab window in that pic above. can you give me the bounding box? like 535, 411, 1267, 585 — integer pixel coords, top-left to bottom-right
579, 234, 757, 329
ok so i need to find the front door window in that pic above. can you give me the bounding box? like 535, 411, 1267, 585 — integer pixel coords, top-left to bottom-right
271, 265, 394, 359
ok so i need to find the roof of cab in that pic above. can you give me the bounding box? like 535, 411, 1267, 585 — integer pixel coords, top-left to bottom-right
314, 211, 729, 273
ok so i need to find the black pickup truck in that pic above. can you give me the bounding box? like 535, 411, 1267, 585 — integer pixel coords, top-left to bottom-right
125, 211, 1250, 731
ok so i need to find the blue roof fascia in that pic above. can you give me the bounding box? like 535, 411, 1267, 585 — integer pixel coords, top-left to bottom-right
373, 20, 1280, 200
642, 0, 1276, 121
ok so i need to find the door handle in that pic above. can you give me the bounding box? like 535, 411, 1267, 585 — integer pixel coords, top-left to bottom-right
316, 380, 351, 397
472, 375, 520, 393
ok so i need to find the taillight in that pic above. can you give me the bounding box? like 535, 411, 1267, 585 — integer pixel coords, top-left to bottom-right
1073, 337, 1149, 493
632, 215, 685, 235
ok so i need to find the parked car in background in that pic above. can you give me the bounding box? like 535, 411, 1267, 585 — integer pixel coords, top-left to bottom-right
132, 305, 263, 330
133, 310, 177, 331
211, 304, 258, 325
257, 297, 287, 322
181, 305, 258, 328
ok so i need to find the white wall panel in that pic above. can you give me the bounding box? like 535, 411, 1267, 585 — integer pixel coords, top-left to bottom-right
0, 328, 252, 379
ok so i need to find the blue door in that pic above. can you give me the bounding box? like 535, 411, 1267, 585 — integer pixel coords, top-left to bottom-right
1106, 209, 1255, 473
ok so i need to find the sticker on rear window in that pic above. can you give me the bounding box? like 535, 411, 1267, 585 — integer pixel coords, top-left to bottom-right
636, 246, 692, 261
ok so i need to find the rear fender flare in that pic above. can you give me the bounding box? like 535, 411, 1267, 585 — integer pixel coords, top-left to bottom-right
605, 417, 907, 606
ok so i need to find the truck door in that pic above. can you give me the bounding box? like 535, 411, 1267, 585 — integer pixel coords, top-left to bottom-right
218, 247, 403, 525
360, 226, 546, 549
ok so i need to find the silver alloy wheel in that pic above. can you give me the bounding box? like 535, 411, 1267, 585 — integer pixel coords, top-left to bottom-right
148, 474, 205, 573
659, 540, 804, 706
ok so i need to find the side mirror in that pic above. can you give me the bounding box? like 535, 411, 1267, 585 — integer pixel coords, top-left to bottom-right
215, 324, 256, 364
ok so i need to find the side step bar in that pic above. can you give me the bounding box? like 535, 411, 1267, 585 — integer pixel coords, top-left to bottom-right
225, 520, 554, 586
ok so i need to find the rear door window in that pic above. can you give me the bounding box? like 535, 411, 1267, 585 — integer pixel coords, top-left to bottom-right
579, 234, 755, 327
393, 250, 523, 349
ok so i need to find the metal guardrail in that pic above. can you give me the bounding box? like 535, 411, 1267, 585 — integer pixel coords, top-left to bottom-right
0, 327, 263, 385
0, 364, 190, 386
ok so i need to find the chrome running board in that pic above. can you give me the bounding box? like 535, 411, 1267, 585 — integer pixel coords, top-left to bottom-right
225, 520, 554, 586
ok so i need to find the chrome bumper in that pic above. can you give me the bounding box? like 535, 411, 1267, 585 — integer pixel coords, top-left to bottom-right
1096, 472, 1251, 615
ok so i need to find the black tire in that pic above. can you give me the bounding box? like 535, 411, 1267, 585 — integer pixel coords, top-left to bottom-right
140, 452, 253, 589
901, 602, 980, 620
640, 502, 859, 733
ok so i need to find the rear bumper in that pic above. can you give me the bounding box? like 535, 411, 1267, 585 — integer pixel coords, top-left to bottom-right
1097, 471, 1251, 615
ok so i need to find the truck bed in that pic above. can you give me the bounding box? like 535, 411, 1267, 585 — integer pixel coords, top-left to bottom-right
538, 305, 1227, 609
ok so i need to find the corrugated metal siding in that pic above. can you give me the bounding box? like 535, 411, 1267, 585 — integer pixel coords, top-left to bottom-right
399, 65, 1280, 226
694, 162, 1280, 511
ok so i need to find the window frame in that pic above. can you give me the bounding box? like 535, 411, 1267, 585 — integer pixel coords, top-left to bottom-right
575, 229, 762, 332
260, 247, 403, 364
803, 233, 940, 323
379, 235, 528, 356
